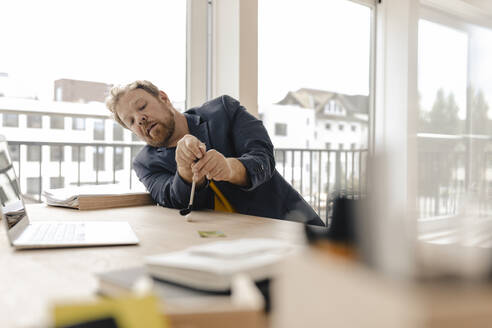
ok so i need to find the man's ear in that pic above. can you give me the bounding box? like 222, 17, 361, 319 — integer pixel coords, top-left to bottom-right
159, 90, 169, 103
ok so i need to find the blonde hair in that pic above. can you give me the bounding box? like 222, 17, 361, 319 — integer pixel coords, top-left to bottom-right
105, 80, 160, 128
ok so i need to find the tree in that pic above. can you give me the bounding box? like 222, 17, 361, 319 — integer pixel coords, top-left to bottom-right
427, 89, 461, 134
418, 91, 430, 133
470, 88, 490, 135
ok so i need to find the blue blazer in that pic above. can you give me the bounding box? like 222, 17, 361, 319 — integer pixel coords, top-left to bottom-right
133, 95, 324, 226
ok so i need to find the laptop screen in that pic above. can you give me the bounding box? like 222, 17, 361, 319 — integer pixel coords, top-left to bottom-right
0, 137, 28, 234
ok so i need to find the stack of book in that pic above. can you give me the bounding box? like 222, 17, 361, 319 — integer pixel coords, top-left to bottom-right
42, 185, 154, 210
144, 238, 297, 292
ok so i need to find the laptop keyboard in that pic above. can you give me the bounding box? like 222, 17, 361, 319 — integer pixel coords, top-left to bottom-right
30, 223, 86, 243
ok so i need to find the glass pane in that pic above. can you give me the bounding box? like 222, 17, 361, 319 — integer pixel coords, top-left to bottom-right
113, 123, 124, 141
468, 25, 492, 219
0, 0, 186, 195
50, 177, 64, 189
27, 114, 42, 128
259, 0, 372, 222
417, 15, 492, 247
417, 20, 468, 220
71, 146, 86, 162
93, 147, 105, 171
27, 145, 41, 162
50, 116, 65, 129
50, 146, 64, 162
114, 147, 124, 171
72, 117, 86, 130
93, 119, 105, 141
26, 177, 40, 195
3, 114, 18, 127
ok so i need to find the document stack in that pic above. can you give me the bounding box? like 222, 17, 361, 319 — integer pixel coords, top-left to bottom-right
42, 185, 154, 210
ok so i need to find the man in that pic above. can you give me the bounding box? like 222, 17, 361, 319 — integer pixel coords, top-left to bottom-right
106, 80, 323, 226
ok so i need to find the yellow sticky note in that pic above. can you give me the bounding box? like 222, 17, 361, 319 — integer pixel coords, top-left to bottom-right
53, 294, 168, 328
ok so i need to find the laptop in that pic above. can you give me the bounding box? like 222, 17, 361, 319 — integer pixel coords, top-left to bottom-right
0, 136, 139, 249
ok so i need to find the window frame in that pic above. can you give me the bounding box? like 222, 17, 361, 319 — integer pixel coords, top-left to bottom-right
2, 113, 19, 127
50, 115, 65, 130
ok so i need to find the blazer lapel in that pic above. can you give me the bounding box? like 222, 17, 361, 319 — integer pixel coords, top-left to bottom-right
186, 114, 212, 151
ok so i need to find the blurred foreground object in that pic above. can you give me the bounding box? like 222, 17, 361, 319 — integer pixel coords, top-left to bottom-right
305, 195, 358, 259
53, 294, 167, 328
272, 247, 492, 328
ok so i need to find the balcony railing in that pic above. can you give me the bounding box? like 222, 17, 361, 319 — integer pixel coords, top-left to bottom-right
7, 140, 368, 223
273, 148, 368, 223
418, 150, 492, 219
6, 141, 145, 203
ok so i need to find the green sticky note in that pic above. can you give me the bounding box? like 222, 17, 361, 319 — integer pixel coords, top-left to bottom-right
198, 230, 226, 238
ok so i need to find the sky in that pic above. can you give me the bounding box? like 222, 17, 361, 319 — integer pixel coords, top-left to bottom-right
0, 0, 187, 102
418, 20, 468, 119
258, 0, 371, 105
0, 0, 491, 119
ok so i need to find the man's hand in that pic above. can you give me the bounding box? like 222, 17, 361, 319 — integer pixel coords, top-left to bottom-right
175, 134, 206, 184
192, 150, 249, 187
192, 150, 232, 182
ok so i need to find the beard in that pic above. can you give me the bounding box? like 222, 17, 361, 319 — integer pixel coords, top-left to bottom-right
146, 110, 176, 148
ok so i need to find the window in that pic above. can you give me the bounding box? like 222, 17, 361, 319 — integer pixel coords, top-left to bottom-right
1, 0, 187, 193
27, 145, 41, 162
1, 0, 186, 128
259, 0, 373, 219
93, 147, 105, 171
26, 177, 40, 195
275, 150, 285, 163
417, 18, 468, 220
50, 177, 64, 189
325, 142, 331, 149
72, 146, 86, 162
50, 116, 64, 129
72, 117, 86, 130
3, 113, 18, 127
132, 133, 140, 142
7, 145, 19, 161
275, 123, 288, 136
113, 123, 124, 141
351, 143, 356, 149
50, 146, 64, 162
351, 125, 356, 132
417, 11, 492, 220
114, 147, 124, 170
27, 114, 42, 128
338, 124, 344, 131
55, 87, 63, 101
339, 143, 344, 150
93, 119, 105, 141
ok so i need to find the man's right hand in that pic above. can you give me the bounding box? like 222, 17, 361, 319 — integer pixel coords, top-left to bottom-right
175, 134, 206, 184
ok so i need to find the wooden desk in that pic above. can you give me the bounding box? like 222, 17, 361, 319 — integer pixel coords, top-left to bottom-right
0, 204, 304, 328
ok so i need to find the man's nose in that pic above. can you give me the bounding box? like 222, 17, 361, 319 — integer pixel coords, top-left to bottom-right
137, 115, 147, 125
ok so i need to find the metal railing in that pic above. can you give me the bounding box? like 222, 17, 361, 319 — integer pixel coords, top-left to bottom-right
274, 148, 368, 224
7, 140, 369, 224
7, 141, 145, 202
418, 150, 492, 219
